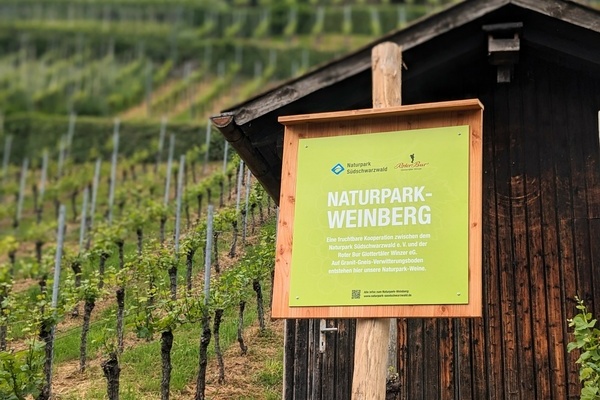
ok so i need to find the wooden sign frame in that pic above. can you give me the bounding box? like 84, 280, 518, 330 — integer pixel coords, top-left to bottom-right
272, 99, 484, 318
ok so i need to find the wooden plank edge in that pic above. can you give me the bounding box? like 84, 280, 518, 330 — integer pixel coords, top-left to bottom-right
278, 99, 484, 125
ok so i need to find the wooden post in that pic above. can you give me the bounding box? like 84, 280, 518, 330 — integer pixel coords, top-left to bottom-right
351, 41, 402, 400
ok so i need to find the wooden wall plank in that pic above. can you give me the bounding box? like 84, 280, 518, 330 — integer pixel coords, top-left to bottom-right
397, 319, 408, 400
407, 320, 424, 400
566, 73, 595, 318
494, 83, 520, 400
336, 319, 355, 400
423, 320, 439, 399
469, 318, 487, 399
307, 319, 320, 400
590, 219, 600, 319
438, 320, 454, 400
558, 211, 581, 398
454, 319, 473, 399
508, 67, 536, 399
284, 320, 296, 400
541, 60, 582, 399
583, 74, 600, 221
535, 56, 569, 400
481, 91, 503, 400
522, 57, 552, 400
293, 320, 309, 399
321, 320, 335, 400
576, 70, 600, 312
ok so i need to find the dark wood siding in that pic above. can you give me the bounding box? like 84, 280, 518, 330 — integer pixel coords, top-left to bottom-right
284, 319, 355, 400
400, 50, 600, 400
284, 47, 600, 399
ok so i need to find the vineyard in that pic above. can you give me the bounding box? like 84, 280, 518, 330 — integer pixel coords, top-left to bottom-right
0, 0, 469, 399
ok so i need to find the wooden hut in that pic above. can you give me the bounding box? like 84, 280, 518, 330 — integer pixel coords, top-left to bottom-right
212, 0, 600, 398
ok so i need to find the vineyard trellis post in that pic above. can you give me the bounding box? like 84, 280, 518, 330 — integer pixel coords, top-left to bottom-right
202, 122, 211, 175
155, 116, 167, 175
38, 204, 66, 400
37, 150, 48, 223
145, 62, 153, 117
87, 157, 102, 249
235, 160, 244, 213
160, 134, 175, 244
170, 154, 185, 301
108, 119, 120, 224
242, 169, 251, 246
164, 134, 175, 206
15, 157, 28, 228
175, 155, 185, 256
195, 204, 213, 400
65, 112, 77, 159
79, 187, 89, 251
228, 161, 245, 258
57, 135, 66, 180
222, 141, 229, 174
2, 134, 12, 184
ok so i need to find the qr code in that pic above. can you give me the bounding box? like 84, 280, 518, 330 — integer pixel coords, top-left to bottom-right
352, 290, 361, 299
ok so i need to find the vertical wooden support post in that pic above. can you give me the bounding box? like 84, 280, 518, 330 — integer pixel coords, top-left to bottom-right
351, 42, 402, 400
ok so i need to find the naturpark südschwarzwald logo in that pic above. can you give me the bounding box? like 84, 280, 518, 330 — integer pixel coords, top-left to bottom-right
331, 161, 388, 175
331, 163, 345, 175
395, 153, 429, 171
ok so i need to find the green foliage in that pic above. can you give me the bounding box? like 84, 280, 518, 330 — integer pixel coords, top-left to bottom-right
211, 263, 249, 310
0, 236, 18, 256
155, 294, 205, 332
73, 272, 105, 304
89, 222, 117, 257
128, 240, 172, 338
146, 199, 170, 223
180, 223, 206, 256
568, 297, 600, 400
253, 9, 271, 38
149, 65, 207, 115
178, 63, 241, 120
0, 181, 18, 199
250, 181, 266, 210
3, 113, 226, 164
0, 263, 14, 334
0, 203, 15, 222
23, 221, 56, 245
0, 339, 45, 400
256, 358, 283, 388
239, 219, 276, 282
127, 199, 151, 231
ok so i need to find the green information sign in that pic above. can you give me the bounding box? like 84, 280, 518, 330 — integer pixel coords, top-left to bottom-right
289, 125, 470, 306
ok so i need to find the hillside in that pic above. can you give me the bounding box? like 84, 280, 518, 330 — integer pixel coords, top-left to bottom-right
6, 0, 600, 399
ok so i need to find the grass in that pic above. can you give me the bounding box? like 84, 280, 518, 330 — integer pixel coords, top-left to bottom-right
50, 288, 272, 399
256, 357, 284, 388
45, 228, 277, 399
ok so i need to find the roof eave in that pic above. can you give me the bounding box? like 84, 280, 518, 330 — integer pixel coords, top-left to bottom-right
217, 0, 600, 126
211, 113, 282, 201
219, 0, 511, 125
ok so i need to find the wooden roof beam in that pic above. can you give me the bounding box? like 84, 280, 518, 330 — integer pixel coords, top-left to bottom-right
211, 114, 282, 201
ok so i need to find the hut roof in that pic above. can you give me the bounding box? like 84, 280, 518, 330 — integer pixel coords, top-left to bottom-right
211, 0, 600, 201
